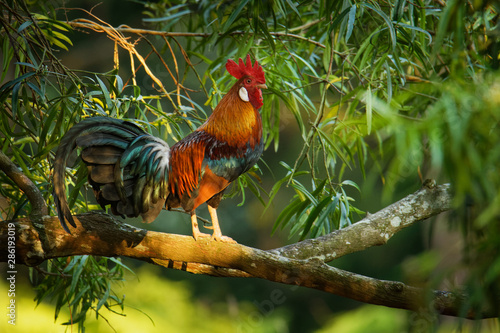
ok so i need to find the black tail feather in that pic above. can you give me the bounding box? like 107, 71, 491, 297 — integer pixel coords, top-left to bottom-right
53, 117, 171, 232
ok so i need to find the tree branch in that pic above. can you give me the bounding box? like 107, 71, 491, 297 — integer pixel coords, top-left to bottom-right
0, 151, 48, 219
67, 20, 328, 49
270, 181, 451, 261
0, 183, 496, 319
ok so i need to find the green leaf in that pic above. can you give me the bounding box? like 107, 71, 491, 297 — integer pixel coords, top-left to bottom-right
345, 4, 357, 43
268, 87, 305, 137
339, 201, 349, 229
316, 128, 352, 168
272, 198, 303, 234
329, 7, 350, 37
115, 75, 124, 94
96, 75, 113, 111
365, 86, 372, 134
396, 22, 432, 45
44, 34, 69, 51
290, 180, 318, 205
69, 255, 88, 296
108, 257, 135, 275
69, 285, 91, 306
17, 20, 33, 33
15, 61, 37, 70
222, 0, 251, 31
361, 2, 397, 51
0, 71, 36, 95
299, 195, 333, 240
257, 18, 275, 52
96, 281, 111, 312
38, 101, 60, 151
341, 179, 361, 193
284, 0, 300, 18
26, 81, 44, 99
11, 82, 21, 119
51, 30, 73, 46
143, 10, 191, 23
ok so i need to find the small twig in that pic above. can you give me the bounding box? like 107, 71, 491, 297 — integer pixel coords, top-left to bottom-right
276, 36, 305, 80
169, 208, 211, 226
288, 18, 325, 33
72, 16, 177, 109
289, 33, 337, 184
34, 265, 72, 278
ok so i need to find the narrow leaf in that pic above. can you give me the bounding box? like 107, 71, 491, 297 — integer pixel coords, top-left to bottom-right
346, 5, 357, 42
223, 0, 251, 31
365, 87, 372, 134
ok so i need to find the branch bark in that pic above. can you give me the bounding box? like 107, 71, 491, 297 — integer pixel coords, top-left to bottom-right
0, 183, 496, 319
0, 151, 48, 219
270, 181, 451, 261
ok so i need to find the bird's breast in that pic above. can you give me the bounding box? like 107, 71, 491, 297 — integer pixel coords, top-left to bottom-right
203, 132, 264, 181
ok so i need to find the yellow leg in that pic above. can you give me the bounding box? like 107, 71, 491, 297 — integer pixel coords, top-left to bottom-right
191, 211, 210, 241
208, 206, 236, 243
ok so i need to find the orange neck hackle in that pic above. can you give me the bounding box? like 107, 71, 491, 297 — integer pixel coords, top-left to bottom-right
198, 81, 262, 149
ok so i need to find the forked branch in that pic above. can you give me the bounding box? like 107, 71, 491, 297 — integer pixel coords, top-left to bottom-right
0, 182, 496, 319
0, 151, 48, 219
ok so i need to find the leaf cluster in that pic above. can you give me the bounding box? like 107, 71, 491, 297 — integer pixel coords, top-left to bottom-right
31, 256, 132, 332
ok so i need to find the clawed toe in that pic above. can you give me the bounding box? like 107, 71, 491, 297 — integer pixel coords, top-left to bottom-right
211, 234, 237, 243
191, 207, 236, 243
193, 231, 211, 241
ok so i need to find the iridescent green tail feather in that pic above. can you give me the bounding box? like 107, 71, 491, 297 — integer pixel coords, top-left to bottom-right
52, 117, 170, 232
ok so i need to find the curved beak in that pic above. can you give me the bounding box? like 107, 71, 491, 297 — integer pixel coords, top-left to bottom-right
256, 83, 268, 90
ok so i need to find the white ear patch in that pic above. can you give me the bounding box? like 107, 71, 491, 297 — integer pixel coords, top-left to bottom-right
239, 87, 249, 102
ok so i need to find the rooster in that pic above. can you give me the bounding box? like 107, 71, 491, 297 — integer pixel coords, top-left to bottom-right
53, 54, 267, 242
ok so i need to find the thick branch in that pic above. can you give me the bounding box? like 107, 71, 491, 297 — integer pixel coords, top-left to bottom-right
270, 182, 452, 261
0, 183, 496, 319
0, 151, 48, 219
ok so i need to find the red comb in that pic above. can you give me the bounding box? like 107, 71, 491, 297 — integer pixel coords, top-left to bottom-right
226, 54, 266, 84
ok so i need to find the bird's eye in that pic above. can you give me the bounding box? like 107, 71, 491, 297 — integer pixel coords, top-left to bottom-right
246, 78, 252, 84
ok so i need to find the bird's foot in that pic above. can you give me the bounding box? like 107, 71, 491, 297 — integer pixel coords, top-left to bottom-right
211, 231, 237, 244
221, 236, 237, 243
192, 230, 236, 243
192, 229, 211, 241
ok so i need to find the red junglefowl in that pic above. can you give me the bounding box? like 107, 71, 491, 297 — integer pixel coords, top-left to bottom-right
53, 54, 267, 242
